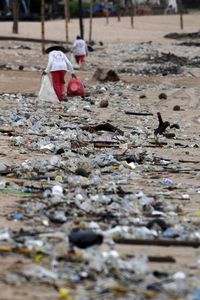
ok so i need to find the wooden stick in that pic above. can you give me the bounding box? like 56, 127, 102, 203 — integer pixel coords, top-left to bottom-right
12, 0, 19, 34
64, 0, 69, 43
125, 254, 176, 263
179, 160, 200, 164
78, 0, 84, 38
125, 111, 153, 116
130, 1, 134, 29
0, 36, 62, 44
104, 0, 109, 25
115, 238, 200, 248
148, 256, 176, 263
89, 0, 93, 43
41, 0, 45, 54
154, 112, 170, 135
177, 0, 184, 30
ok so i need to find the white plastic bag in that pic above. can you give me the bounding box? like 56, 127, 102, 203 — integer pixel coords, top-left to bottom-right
37, 75, 59, 103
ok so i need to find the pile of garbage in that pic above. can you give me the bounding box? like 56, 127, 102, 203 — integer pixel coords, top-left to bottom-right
0, 85, 200, 299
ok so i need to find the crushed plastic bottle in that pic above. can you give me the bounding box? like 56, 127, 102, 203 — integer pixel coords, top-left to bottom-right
50, 155, 61, 166
52, 185, 63, 199
163, 178, 173, 185
0, 229, 11, 241
0, 181, 6, 189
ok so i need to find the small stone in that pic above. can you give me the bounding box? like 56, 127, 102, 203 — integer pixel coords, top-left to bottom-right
173, 105, 181, 111
99, 100, 109, 108
158, 93, 167, 100
75, 167, 90, 177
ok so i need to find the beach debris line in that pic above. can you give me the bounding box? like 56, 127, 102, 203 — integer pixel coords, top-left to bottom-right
164, 31, 200, 40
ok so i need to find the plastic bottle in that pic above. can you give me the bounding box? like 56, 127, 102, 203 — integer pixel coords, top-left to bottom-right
0, 181, 6, 189
163, 178, 173, 185
50, 155, 60, 166
52, 185, 63, 198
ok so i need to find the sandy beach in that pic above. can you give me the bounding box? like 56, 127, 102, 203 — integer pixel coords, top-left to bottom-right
0, 14, 200, 300
1, 14, 200, 44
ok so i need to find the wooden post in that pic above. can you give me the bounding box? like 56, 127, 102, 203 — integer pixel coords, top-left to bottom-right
180, 2, 183, 30
89, 0, 93, 43
177, 0, 184, 30
180, 12, 183, 30
67, 0, 71, 22
27, 0, 31, 14
118, 14, 120, 22
78, 0, 84, 38
104, 0, 109, 25
117, 0, 121, 22
41, 0, 45, 53
130, 0, 134, 29
64, 0, 69, 43
12, 0, 19, 34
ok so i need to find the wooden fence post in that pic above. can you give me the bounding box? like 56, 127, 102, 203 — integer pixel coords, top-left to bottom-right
89, 0, 93, 43
41, 0, 45, 53
64, 0, 69, 43
12, 0, 19, 34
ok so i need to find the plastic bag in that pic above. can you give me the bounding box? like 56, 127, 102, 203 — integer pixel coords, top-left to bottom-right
67, 78, 86, 97
37, 75, 59, 103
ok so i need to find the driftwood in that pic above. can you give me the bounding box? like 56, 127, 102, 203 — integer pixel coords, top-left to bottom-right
164, 31, 200, 40
0, 36, 63, 44
179, 159, 200, 164
145, 168, 200, 174
82, 122, 124, 135
125, 111, 153, 116
115, 238, 200, 248
179, 41, 200, 47
148, 256, 176, 263
153, 52, 187, 66
125, 254, 176, 263
93, 142, 120, 148
154, 112, 170, 136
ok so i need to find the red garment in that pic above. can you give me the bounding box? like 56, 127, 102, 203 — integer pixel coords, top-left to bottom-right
75, 55, 86, 64
51, 70, 66, 101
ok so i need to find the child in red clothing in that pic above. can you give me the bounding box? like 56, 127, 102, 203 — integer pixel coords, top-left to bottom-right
43, 46, 76, 102
75, 54, 86, 65
72, 36, 88, 68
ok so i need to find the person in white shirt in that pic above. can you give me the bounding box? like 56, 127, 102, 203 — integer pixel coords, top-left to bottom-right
72, 36, 88, 67
43, 47, 76, 102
